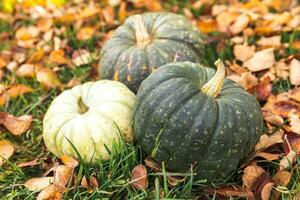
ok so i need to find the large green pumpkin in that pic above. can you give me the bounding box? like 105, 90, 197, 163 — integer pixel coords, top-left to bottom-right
132, 60, 264, 182
99, 12, 206, 92
43, 80, 136, 163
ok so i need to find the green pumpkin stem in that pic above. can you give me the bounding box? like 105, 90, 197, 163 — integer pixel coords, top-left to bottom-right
134, 15, 151, 46
201, 59, 225, 98
77, 97, 89, 114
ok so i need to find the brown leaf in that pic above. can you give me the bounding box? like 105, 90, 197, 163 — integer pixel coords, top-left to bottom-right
24, 177, 54, 191
255, 130, 284, 151
255, 78, 272, 101
167, 176, 185, 187
233, 44, 255, 62
205, 185, 255, 200
60, 155, 78, 168
81, 175, 99, 193
131, 164, 148, 190
254, 152, 281, 161
15, 26, 40, 41
243, 48, 275, 72
16, 64, 36, 78
228, 72, 258, 90
242, 165, 266, 190
282, 133, 300, 154
37, 184, 66, 200
0, 139, 14, 166
0, 112, 32, 135
272, 171, 291, 186
289, 59, 300, 85
53, 165, 73, 187
257, 36, 282, 48
261, 182, 274, 200
279, 150, 296, 170
230, 14, 250, 35
288, 87, 300, 102
262, 110, 284, 126
49, 50, 69, 65
18, 159, 39, 167
144, 157, 161, 172
27, 48, 45, 63
76, 27, 95, 41
36, 67, 62, 88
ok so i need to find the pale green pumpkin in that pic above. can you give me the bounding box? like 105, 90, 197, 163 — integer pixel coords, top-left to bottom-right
43, 80, 136, 162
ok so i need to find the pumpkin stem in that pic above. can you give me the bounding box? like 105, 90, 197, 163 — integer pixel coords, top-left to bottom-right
77, 97, 89, 114
134, 15, 151, 46
201, 59, 225, 98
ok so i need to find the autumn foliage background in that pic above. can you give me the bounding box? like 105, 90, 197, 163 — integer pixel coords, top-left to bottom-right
0, 0, 300, 199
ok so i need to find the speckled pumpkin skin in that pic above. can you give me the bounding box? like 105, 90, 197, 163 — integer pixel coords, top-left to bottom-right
43, 80, 136, 163
132, 62, 264, 182
99, 12, 206, 92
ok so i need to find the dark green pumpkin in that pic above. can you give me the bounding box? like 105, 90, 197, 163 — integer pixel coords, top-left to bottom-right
99, 12, 206, 92
132, 61, 264, 182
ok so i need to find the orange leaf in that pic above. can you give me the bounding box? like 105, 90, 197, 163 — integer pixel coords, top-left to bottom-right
131, 164, 148, 190
254, 152, 280, 161
76, 27, 95, 41
36, 67, 62, 88
118, 1, 127, 23
0, 139, 14, 166
272, 170, 291, 186
6, 84, 33, 99
197, 18, 218, 33
25, 177, 54, 191
242, 165, 266, 190
15, 26, 40, 41
0, 57, 6, 68
60, 155, 78, 168
16, 64, 36, 78
27, 48, 45, 63
37, 18, 53, 32
0, 112, 32, 135
49, 50, 68, 65
37, 184, 66, 200
255, 130, 284, 151
53, 165, 73, 187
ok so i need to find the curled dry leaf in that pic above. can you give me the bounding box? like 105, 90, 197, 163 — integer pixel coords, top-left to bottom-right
230, 14, 250, 34
60, 155, 78, 168
131, 164, 148, 190
65, 79, 81, 88
53, 165, 73, 187
233, 44, 255, 62
16, 64, 36, 78
76, 27, 95, 41
272, 170, 291, 186
0, 139, 14, 166
261, 182, 274, 200
216, 11, 239, 32
243, 48, 275, 72
36, 67, 62, 89
255, 130, 284, 151
279, 150, 296, 170
262, 110, 284, 126
254, 152, 280, 161
18, 158, 39, 167
37, 184, 66, 200
242, 165, 266, 190
289, 59, 300, 85
205, 185, 254, 200
0, 112, 32, 135
81, 175, 99, 193
24, 177, 54, 191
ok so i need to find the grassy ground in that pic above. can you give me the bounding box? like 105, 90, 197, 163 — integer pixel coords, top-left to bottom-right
1, 0, 300, 199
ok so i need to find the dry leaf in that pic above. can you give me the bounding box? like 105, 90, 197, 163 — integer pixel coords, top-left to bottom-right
144, 157, 161, 172
16, 64, 36, 78
65, 79, 81, 88
289, 111, 300, 134
197, 18, 218, 33
255, 78, 272, 101
0, 113, 32, 135
254, 152, 280, 161
49, 50, 69, 65
72, 49, 91, 67
212, 4, 228, 16
230, 14, 250, 34
37, 18, 53, 32
216, 11, 239, 32
257, 36, 281, 48
18, 159, 39, 167
262, 110, 284, 126
36, 67, 62, 88
233, 44, 255, 62
0, 57, 6, 68
81, 175, 99, 192
279, 150, 296, 170
167, 176, 185, 187
15, 26, 40, 41
288, 87, 300, 102
25, 177, 54, 191
76, 27, 95, 41
243, 48, 275, 72
27, 48, 45, 63
118, 1, 127, 23
272, 171, 291, 186
205, 185, 254, 200
261, 182, 274, 200
37, 184, 66, 200
131, 164, 148, 190
6, 84, 33, 99
0, 139, 14, 166
53, 165, 73, 187
229, 72, 258, 90
79, 7, 100, 19
60, 155, 78, 168
289, 59, 300, 85
255, 130, 284, 151
242, 165, 266, 190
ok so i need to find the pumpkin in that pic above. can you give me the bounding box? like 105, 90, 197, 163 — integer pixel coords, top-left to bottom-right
43, 80, 136, 163
132, 60, 264, 182
99, 12, 206, 92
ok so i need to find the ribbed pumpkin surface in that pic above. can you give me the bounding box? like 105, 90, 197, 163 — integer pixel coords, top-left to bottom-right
43, 80, 136, 163
132, 62, 264, 182
99, 12, 206, 92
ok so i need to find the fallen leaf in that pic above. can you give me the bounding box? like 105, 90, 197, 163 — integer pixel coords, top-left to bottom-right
49, 50, 69, 65
0, 139, 14, 166
60, 155, 78, 168
289, 111, 300, 134
230, 14, 250, 34
242, 165, 266, 190
81, 175, 98, 193
255, 130, 284, 151
15, 26, 40, 41
0, 113, 32, 135
6, 84, 33, 99
131, 164, 148, 190
27, 48, 45, 63
25, 177, 54, 191
216, 11, 239, 32
167, 176, 185, 187
144, 157, 161, 172
65, 79, 81, 88
36, 67, 62, 88
72, 49, 91, 67
289, 59, 300, 85
272, 170, 291, 186
254, 152, 281, 161
37, 18, 53, 32
0, 57, 6, 68
205, 185, 254, 200
53, 165, 73, 187
229, 72, 258, 90
233, 44, 255, 62
244, 48, 275, 72
37, 184, 66, 200
197, 18, 218, 33
279, 150, 296, 170
255, 78, 272, 101
257, 36, 281, 48
262, 110, 284, 126
16, 64, 36, 78
288, 87, 300, 102
18, 158, 39, 167
212, 4, 228, 16
118, 1, 127, 23
79, 7, 100, 19
102, 6, 115, 25
261, 182, 274, 200
76, 27, 95, 41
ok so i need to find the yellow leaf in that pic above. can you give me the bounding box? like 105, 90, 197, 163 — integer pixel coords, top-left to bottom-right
36, 67, 62, 88
0, 139, 14, 166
